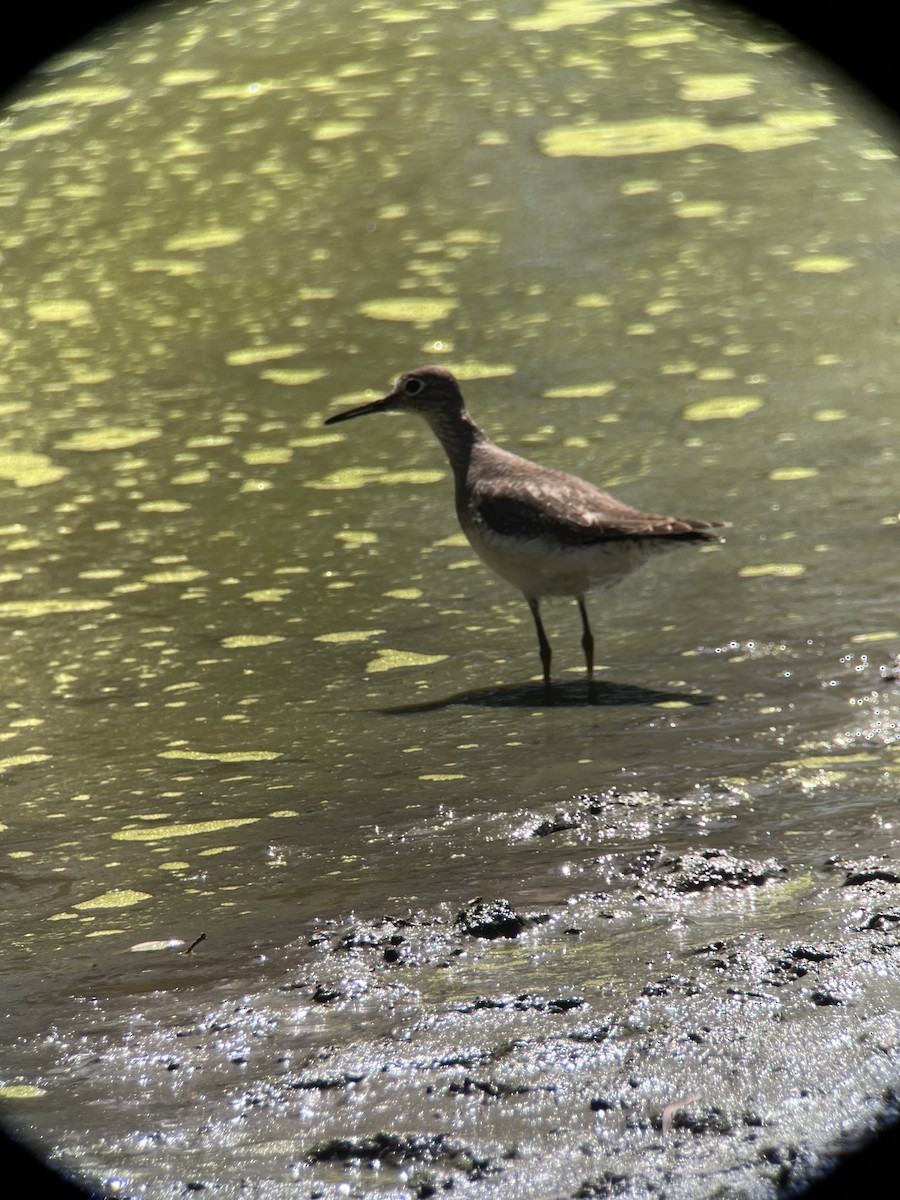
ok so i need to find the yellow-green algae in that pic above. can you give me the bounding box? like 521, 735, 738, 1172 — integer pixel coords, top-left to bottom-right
791, 256, 855, 273
242, 589, 292, 602
0, 752, 51, 774
54, 427, 160, 452
311, 120, 364, 140
540, 111, 836, 157
366, 648, 448, 672
682, 397, 763, 421
0, 1084, 46, 1099
0, 452, 68, 487
11, 84, 132, 109
543, 383, 615, 398
221, 634, 286, 647
626, 25, 697, 47
27, 298, 94, 323
335, 530, 378, 545
674, 200, 726, 218
143, 567, 207, 584
451, 361, 518, 380
358, 298, 458, 322
0, 599, 111, 617
1, 115, 78, 143
112, 818, 259, 840
226, 344, 305, 366
573, 293, 612, 307
138, 500, 190, 513
678, 73, 756, 101
241, 448, 293, 464
769, 467, 819, 481
73, 889, 152, 910
738, 563, 806, 578
380, 469, 444, 485
790, 752, 882, 769
508, 0, 662, 33
259, 368, 326, 385
157, 747, 280, 761
164, 227, 244, 251
315, 630, 385, 643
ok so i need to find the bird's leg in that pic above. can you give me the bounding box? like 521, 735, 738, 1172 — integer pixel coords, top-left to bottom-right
528, 597, 552, 690
577, 596, 594, 682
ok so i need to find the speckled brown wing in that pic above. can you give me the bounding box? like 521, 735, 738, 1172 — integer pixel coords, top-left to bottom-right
466, 450, 725, 546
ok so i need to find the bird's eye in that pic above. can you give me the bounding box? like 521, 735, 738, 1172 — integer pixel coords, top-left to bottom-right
403, 377, 424, 395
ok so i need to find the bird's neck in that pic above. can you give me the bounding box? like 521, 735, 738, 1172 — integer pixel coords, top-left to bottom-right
421, 406, 488, 483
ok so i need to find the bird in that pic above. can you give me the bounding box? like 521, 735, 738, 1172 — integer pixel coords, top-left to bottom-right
324, 365, 726, 689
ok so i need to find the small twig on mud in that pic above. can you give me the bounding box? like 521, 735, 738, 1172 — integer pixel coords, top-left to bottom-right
182, 932, 207, 955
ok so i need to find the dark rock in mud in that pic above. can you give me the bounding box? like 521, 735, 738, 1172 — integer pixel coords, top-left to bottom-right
455, 897, 528, 939
666, 849, 785, 892
305, 1131, 497, 1180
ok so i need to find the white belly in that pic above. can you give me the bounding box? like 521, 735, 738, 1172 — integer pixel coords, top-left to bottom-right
463, 521, 659, 600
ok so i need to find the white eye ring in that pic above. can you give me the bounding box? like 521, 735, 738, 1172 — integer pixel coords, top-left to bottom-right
403, 377, 424, 395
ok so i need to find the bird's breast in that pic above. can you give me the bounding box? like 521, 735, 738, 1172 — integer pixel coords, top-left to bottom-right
459, 509, 660, 599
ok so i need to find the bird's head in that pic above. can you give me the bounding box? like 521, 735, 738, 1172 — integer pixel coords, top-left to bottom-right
324, 365, 465, 426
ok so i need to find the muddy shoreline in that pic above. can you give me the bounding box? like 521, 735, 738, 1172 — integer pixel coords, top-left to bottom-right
10, 793, 900, 1200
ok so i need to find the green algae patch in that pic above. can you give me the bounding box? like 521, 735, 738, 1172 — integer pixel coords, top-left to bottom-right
792, 752, 882, 769
305, 466, 385, 490
55, 427, 161, 452
241, 448, 293, 465
113, 818, 259, 841
27, 298, 94, 323
738, 563, 806, 578
0, 599, 111, 618
13, 84, 132, 109
509, 0, 651, 32
0, 452, 68, 487
0, 1084, 47, 1099
380, 469, 444, 485
335, 530, 378, 546
678, 73, 756, 101
543, 383, 615, 399
315, 629, 385, 643
768, 467, 819, 481
157, 749, 281, 762
453, 361, 518, 380
791, 256, 855, 273
242, 589, 292, 602
221, 634, 286, 647
226, 344, 305, 366
0, 753, 51, 774
74, 889, 152, 910
143, 567, 208, 584
366, 648, 448, 673
165, 227, 244, 251
311, 120, 364, 141
540, 111, 835, 158
259, 368, 326, 385
682, 396, 763, 421
358, 298, 457, 323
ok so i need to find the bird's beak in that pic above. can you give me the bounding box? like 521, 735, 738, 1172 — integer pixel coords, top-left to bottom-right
324, 387, 399, 426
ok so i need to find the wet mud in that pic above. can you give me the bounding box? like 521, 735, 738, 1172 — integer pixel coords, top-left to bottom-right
13, 789, 900, 1200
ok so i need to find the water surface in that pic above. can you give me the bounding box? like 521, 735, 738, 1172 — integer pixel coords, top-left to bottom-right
0, 0, 898, 1188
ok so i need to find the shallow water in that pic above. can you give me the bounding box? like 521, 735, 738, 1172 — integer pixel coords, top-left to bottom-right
1, 0, 898, 1189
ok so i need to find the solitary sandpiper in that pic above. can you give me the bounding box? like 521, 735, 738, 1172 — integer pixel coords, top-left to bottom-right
324, 365, 726, 687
